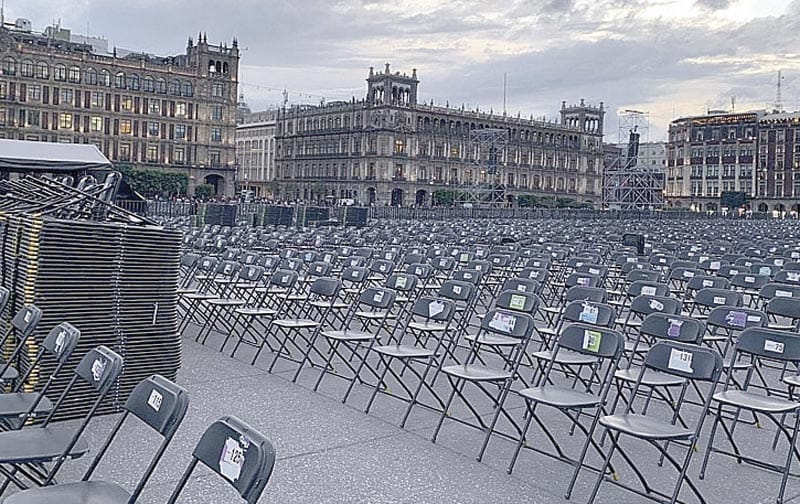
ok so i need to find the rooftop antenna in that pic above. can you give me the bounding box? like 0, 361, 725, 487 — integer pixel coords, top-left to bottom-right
731, 95, 735, 113
502, 72, 507, 116
776, 70, 784, 113
1, 0, 5, 27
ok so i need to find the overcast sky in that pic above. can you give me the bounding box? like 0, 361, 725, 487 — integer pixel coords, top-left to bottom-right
9, 0, 799, 141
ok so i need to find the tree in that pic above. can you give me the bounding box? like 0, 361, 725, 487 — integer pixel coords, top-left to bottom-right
720, 191, 747, 209
194, 184, 214, 200
116, 165, 188, 197
432, 189, 457, 206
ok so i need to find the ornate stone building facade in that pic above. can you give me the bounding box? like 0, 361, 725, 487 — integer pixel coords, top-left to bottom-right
274, 64, 605, 207
236, 109, 278, 198
0, 19, 239, 196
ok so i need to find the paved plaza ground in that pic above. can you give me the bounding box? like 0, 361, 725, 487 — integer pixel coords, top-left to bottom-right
2, 332, 794, 504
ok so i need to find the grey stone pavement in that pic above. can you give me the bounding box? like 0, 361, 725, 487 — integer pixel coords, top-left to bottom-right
3, 332, 799, 503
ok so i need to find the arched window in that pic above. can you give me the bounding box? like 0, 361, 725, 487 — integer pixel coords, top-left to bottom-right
222, 62, 229, 74
99, 69, 111, 86
36, 61, 49, 79
215, 61, 222, 74
156, 78, 167, 94
169, 79, 181, 95
182, 81, 193, 97
143, 76, 154, 92
2, 56, 15, 76
128, 73, 140, 90
208, 60, 216, 73
53, 64, 66, 81
115, 71, 126, 89
68, 66, 81, 83
84, 67, 97, 85
20, 59, 34, 77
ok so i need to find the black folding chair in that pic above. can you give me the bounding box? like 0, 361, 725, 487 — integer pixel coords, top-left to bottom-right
588, 342, 723, 504
0, 346, 124, 491
0, 305, 44, 388
167, 416, 276, 504
700, 327, 800, 504
4, 375, 189, 504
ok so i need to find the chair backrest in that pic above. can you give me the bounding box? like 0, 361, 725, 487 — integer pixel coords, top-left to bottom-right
168, 416, 276, 504
269, 269, 298, 289
565, 272, 601, 289
83, 375, 190, 500
556, 323, 625, 359
11, 304, 43, 338
74, 345, 126, 395
760, 283, 800, 301
564, 285, 607, 304
406, 263, 433, 280
629, 280, 669, 298
452, 269, 483, 286
643, 341, 723, 382
495, 290, 540, 315
640, 313, 706, 344
502, 277, 540, 295
693, 287, 742, 309
437, 280, 475, 303
42, 321, 81, 362
765, 297, 800, 322
480, 308, 535, 340
706, 306, 767, 332
358, 287, 396, 310
686, 275, 730, 291
734, 327, 800, 363
561, 300, 616, 327
730, 273, 770, 290
385, 273, 418, 293
519, 267, 548, 283
629, 294, 681, 317
410, 297, 457, 322
309, 277, 342, 298
369, 259, 394, 276
0, 286, 10, 314
342, 265, 368, 284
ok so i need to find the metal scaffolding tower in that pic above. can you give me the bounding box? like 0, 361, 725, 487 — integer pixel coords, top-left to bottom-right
603, 110, 664, 210
454, 128, 509, 207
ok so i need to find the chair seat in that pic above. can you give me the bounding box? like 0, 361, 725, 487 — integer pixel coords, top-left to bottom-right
356, 311, 396, 320
4, 481, 131, 504
321, 330, 379, 341
615, 367, 685, 387
234, 307, 277, 317
784, 375, 800, 388
0, 427, 89, 464
408, 321, 447, 332
182, 293, 215, 300
0, 393, 53, 419
176, 287, 197, 295
442, 364, 512, 382
1, 365, 19, 382
600, 413, 695, 440
373, 344, 434, 359
541, 306, 563, 315
531, 349, 597, 366
518, 386, 601, 409
255, 287, 289, 294
464, 333, 518, 346
272, 319, 319, 329
713, 390, 800, 413
538, 327, 557, 337
204, 298, 245, 306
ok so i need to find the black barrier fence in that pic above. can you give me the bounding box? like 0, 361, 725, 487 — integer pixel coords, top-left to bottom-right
115, 200, 789, 223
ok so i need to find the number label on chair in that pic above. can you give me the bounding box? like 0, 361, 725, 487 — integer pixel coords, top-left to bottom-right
488, 312, 517, 333
668, 348, 694, 373
428, 301, 445, 317
744, 276, 755, 283
582, 329, 602, 353
725, 310, 747, 328
579, 303, 598, 324
764, 340, 785, 354
713, 296, 726, 304
219, 437, 247, 482
641, 286, 657, 296
509, 294, 526, 311
649, 299, 664, 311
775, 290, 792, 298
148, 389, 163, 412
396, 276, 408, 289
452, 285, 462, 295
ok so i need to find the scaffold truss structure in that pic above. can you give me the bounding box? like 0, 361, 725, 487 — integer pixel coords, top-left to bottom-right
603, 110, 664, 210
454, 128, 509, 207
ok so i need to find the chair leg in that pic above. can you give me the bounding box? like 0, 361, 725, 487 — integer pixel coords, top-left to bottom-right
587, 429, 618, 504
777, 412, 800, 504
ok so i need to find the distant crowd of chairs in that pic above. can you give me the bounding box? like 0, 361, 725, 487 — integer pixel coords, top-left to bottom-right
0, 288, 275, 503
179, 217, 800, 504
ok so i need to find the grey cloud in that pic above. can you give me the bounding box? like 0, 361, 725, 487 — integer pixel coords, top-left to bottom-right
694, 0, 732, 9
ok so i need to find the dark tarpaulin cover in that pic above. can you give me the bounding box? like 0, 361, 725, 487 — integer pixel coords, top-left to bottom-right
0, 139, 112, 172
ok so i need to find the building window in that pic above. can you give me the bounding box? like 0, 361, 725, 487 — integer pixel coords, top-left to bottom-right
91, 116, 103, 132
58, 113, 73, 129
149, 100, 160, 114
211, 127, 222, 142
175, 124, 186, 140
394, 139, 405, 154
0, 82, 6, 100
2, 57, 15, 76
209, 151, 221, 166
156, 78, 167, 94
148, 122, 159, 137
182, 81, 193, 97
68, 66, 81, 83
128, 73, 140, 91
120, 119, 132, 135
20, 60, 34, 77
53, 64, 66, 81
119, 142, 131, 161
173, 147, 185, 164
146, 145, 158, 162
115, 72, 126, 89
212, 82, 224, 98
84, 67, 97, 85
91, 92, 104, 108
144, 76, 154, 92
211, 105, 223, 121
0, 106, 5, 125
61, 88, 74, 105
121, 95, 133, 111
175, 102, 187, 118
27, 85, 41, 102
36, 61, 49, 79
99, 69, 110, 86
169, 80, 180, 95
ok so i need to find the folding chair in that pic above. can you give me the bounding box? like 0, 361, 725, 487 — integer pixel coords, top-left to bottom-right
0, 346, 124, 491
588, 342, 723, 504
166, 416, 276, 504
0, 323, 80, 430
0, 305, 44, 388
4, 375, 189, 504
700, 328, 800, 504
765, 296, 800, 331
431, 308, 536, 461
507, 323, 625, 500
